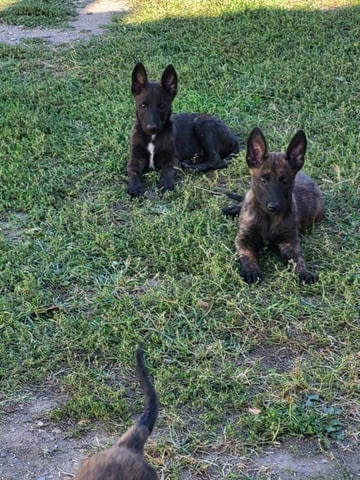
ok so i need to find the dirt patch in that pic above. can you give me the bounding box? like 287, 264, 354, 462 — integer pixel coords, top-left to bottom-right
0, 0, 130, 45
179, 436, 360, 479
0, 391, 114, 479
246, 344, 306, 373
0, 212, 28, 242
1, 391, 358, 480
250, 437, 360, 479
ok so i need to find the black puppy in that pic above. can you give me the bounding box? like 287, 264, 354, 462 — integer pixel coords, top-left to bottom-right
127, 63, 240, 197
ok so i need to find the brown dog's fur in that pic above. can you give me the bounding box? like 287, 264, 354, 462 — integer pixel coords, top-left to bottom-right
232, 127, 323, 284
74, 349, 159, 480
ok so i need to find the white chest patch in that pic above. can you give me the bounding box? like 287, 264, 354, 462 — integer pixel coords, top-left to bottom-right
147, 135, 156, 170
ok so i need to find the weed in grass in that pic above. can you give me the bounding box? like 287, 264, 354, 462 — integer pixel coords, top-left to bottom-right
239, 397, 345, 444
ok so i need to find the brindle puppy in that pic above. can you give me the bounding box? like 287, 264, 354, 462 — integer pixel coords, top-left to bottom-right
74, 349, 158, 480
233, 127, 323, 284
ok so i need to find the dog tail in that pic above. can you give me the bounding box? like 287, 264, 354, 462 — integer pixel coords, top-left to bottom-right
135, 348, 158, 434
117, 348, 158, 454
225, 191, 244, 202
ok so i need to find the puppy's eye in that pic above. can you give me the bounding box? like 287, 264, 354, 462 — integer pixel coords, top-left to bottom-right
140, 103, 147, 109
280, 176, 288, 184
260, 175, 269, 184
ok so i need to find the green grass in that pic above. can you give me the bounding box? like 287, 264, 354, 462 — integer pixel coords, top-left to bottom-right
0, 0, 359, 477
0, 0, 76, 27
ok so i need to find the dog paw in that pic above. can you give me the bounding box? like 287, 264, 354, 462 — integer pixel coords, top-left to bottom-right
181, 161, 198, 170
127, 183, 145, 197
241, 268, 262, 284
222, 204, 241, 217
158, 181, 175, 193
298, 270, 318, 284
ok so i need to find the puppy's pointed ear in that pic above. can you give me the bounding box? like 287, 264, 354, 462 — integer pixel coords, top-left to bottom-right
246, 127, 267, 168
287, 130, 307, 171
161, 65, 177, 99
132, 63, 148, 96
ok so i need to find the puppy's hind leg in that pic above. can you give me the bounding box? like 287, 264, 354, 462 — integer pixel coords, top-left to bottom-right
185, 150, 227, 172
187, 117, 230, 172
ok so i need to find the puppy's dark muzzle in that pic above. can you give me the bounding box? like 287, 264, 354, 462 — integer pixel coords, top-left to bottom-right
144, 124, 159, 135
266, 201, 280, 213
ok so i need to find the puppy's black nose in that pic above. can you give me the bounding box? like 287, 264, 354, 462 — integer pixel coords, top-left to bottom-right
267, 202, 280, 212
145, 124, 158, 134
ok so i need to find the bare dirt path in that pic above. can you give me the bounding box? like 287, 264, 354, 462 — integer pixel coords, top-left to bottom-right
0, 391, 115, 480
0, 0, 130, 45
0, 391, 359, 480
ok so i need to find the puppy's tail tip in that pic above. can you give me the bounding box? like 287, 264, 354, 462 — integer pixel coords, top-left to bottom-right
135, 347, 145, 368
136, 348, 158, 435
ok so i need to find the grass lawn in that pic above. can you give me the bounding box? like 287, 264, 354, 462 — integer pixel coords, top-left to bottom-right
0, 0, 76, 27
0, 0, 359, 477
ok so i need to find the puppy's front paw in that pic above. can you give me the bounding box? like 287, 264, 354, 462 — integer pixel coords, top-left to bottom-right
241, 267, 262, 284
127, 182, 145, 197
298, 269, 318, 284
158, 180, 175, 193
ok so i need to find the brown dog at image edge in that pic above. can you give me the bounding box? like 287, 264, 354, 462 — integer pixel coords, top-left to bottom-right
74, 349, 159, 480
